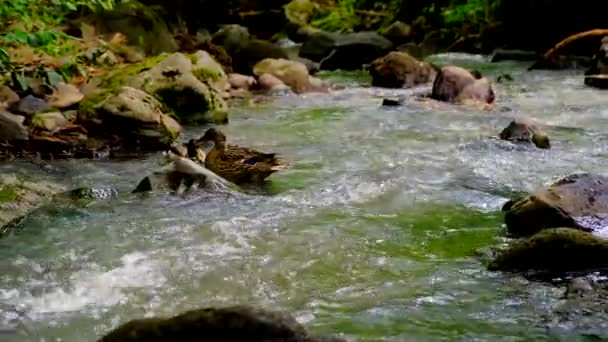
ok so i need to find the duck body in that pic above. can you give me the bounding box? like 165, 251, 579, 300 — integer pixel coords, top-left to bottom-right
197, 128, 287, 184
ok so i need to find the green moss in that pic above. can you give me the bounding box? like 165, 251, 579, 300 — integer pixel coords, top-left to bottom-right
78, 54, 170, 120
0, 188, 18, 202
192, 67, 221, 82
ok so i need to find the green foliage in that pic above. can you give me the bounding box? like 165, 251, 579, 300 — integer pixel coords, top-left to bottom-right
442, 0, 498, 26
311, 0, 361, 32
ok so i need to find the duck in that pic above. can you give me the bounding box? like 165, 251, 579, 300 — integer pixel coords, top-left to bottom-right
168, 139, 206, 164
195, 128, 287, 184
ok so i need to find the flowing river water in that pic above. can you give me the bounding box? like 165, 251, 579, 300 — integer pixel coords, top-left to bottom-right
1, 54, 608, 341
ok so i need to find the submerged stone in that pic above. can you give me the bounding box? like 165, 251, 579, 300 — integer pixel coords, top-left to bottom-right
488, 228, 608, 273
499, 117, 551, 149
98, 305, 343, 342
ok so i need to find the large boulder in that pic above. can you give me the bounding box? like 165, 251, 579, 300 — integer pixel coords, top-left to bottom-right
253, 58, 319, 93
502, 173, 608, 237
431, 66, 495, 104
80, 51, 228, 128
299, 31, 393, 70
127, 52, 228, 124
98, 305, 344, 342
99, 87, 181, 148
498, 117, 550, 149
488, 228, 608, 274
369, 51, 437, 88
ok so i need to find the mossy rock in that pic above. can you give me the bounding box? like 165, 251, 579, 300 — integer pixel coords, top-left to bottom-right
0, 174, 65, 236
488, 228, 608, 273
98, 305, 338, 342
498, 116, 551, 149
503, 173, 608, 237
79, 51, 228, 125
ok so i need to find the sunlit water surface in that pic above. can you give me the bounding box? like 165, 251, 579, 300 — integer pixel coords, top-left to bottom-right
1, 54, 608, 341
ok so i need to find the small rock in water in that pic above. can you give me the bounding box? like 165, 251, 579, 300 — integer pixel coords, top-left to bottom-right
382, 98, 403, 106
497, 74, 514, 83
585, 74, 608, 89
564, 277, 595, 298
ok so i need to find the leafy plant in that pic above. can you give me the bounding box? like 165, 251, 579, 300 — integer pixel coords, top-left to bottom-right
442, 0, 497, 26
311, 0, 361, 32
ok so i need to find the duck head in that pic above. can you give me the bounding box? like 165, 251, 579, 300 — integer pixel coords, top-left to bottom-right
197, 128, 227, 150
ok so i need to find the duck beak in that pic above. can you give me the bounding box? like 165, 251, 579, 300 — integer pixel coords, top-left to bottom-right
195, 148, 206, 163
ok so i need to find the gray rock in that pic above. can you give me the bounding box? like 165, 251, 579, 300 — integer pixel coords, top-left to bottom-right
300, 31, 393, 70
101, 86, 181, 144
9, 95, 50, 116
0, 111, 29, 141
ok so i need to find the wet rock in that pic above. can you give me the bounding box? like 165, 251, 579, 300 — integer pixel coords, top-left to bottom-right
564, 277, 595, 298
381, 21, 413, 45
133, 152, 237, 194
369, 51, 437, 88
431, 66, 495, 104
585, 74, 608, 89
127, 52, 228, 124
502, 173, 608, 237
9, 95, 51, 116
382, 98, 403, 106
46, 82, 84, 109
0, 174, 65, 235
31, 112, 69, 132
0, 86, 19, 108
64, 187, 119, 201
0, 112, 29, 141
228, 73, 256, 91
496, 74, 514, 83
488, 228, 608, 273
98, 305, 343, 342
499, 117, 550, 149
256, 73, 289, 92
300, 31, 393, 70
101, 86, 181, 146
491, 49, 539, 63
253, 58, 316, 93
455, 77, 496, 105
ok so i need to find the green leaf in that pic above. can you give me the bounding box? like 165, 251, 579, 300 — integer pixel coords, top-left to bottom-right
45, 70, 64, 87
12, 71, 29, 91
